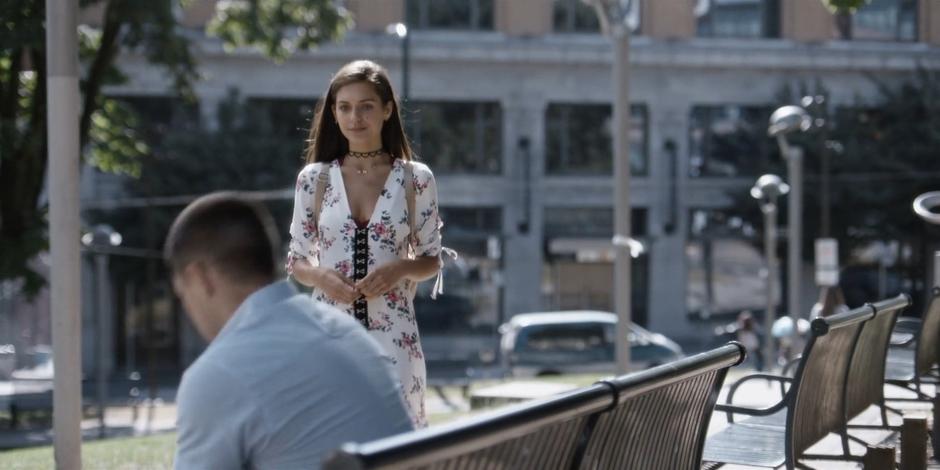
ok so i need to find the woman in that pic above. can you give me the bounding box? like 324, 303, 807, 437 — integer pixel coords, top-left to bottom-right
287, 60, 442, 427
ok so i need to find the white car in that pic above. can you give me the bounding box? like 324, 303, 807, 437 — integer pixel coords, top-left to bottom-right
498, 311, 684, 377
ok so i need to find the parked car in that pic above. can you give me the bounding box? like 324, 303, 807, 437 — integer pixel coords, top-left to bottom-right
498, 311, 684, 377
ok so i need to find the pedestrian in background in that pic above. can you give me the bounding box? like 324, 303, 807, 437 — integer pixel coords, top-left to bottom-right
287, 59, 445, 427
166, 192, 412, 469
736, 310, 764, 370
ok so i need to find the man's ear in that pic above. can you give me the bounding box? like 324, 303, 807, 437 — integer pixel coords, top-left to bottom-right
185, 261, 216, 298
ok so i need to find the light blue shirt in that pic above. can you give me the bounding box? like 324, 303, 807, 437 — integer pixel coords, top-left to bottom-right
174, 280, 413, 470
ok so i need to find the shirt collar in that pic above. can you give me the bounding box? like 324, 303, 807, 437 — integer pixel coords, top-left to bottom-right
214, 280, 297, 342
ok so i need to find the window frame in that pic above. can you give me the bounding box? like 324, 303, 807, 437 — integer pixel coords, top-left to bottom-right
407, 0, 495, 31
695, 0, 780, 39
408, 100, 503, 174
544, 102, 649, 177
852, 0, 918, 42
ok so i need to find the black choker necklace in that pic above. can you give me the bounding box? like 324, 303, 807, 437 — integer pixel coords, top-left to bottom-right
347, 149, 386, 159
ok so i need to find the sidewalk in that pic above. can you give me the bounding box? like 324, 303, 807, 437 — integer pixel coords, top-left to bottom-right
708, 368, 940, 469
0, 389, 178, 451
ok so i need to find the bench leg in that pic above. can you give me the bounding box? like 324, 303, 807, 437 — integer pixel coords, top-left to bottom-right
933, 393, 940, 462
842, 428, 852, 457
864, 445, 896, 469
901, 417, 927, 470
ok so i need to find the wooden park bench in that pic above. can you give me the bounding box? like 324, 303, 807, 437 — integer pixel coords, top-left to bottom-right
885, 286, 940, 402
703, 297, 908, 469
322, 342, 746, 470
842, 295, 910, 441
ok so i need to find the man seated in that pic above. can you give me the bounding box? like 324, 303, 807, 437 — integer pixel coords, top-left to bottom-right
165, 192, 412, 469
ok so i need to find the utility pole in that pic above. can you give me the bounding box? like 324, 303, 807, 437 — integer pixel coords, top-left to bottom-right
47, 0, 83, 467
589, 0, 637, 374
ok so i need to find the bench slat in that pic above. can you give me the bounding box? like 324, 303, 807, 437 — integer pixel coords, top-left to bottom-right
581, 371, 723, 470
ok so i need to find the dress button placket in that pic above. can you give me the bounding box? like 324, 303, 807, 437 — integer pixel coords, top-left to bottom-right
352, 226, 369, 328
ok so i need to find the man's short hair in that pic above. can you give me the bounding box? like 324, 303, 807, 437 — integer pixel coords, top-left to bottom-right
164, 192, 280, 282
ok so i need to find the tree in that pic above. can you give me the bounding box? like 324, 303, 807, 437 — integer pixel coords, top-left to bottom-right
727, 70, 940, 309
0, 0, 350, 296
82, 91, 309, 297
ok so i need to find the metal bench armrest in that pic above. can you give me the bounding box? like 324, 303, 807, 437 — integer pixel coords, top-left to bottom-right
726, 373, 792, 404
715, 399, 788, 419
723, 373, 791, 422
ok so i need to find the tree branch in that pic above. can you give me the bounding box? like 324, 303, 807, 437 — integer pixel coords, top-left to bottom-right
79, 0, 123, 151
24, 46, 47, 208
0, 48, 23, 122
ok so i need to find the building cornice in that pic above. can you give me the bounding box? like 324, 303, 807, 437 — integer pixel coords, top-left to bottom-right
185, 31, 940, 72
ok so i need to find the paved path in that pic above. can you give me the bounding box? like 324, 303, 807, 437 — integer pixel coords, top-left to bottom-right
708, 372, 939, 469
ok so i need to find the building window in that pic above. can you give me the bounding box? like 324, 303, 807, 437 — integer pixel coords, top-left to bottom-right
543, 207, 647, 239
688, 105, 778, 178
695, 0, 780, 38
246, 97, 316, 138
415, 207, 503, 332
243, 97, 316, 165
409, 101, 502, 174
407, 0, 494, 31
685, 207, 768, 319
110, 95, 198, 142
853, 0, 917, 41
545, 103, 648, 176
553, 0, 601, 33
542, 207, 649, 325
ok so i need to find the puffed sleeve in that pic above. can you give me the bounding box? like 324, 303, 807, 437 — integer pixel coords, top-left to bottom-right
410, 162, 443, 258
287, 163, 322, 273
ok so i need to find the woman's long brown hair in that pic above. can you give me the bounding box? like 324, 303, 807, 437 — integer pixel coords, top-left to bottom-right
305, 60, 412, 163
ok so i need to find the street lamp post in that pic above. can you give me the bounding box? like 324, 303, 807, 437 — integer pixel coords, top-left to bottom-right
913, 191, 940, 289
588, 0, 638, 374
768, 105, 811, 354
387, 20, 410, 137
82, 225, 122, 438
386, 22, 410, 102
47, 0, 83, 467
751, 175, 790, 370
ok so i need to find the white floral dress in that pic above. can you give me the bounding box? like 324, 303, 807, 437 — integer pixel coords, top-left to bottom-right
287, 158, 442, 427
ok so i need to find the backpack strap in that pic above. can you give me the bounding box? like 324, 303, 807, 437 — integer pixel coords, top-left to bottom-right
403, 160, 417, 250
313, 166, 330, 228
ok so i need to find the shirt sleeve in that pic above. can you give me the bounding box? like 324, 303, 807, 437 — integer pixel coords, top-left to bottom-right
173, 362, 257, 470
411, 163, 443, 258
287, 164, 321, 273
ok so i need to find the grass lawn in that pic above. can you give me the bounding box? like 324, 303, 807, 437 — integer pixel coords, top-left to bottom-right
0, 432, 175, 470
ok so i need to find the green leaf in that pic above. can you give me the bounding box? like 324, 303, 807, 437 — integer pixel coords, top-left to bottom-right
208, 0, 352, 62
87, 98, 149, 177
